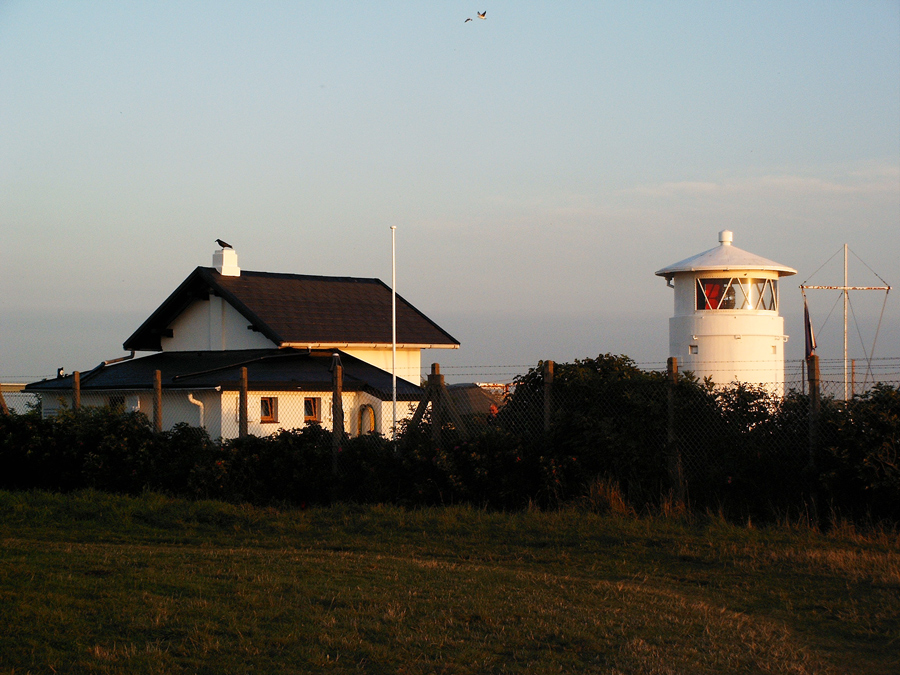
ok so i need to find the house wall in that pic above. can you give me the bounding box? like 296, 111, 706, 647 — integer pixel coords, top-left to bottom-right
355, 390, 419, 438
161, 297, 276, 352
38, 391, 134, 419
219, 389, 381, 439
36, 387, 419, 441
39, 392, 70, 418
158, 298, 427, 387
342, 347, 422, 385
36, 389, 221, 433
217, 389, 418, 439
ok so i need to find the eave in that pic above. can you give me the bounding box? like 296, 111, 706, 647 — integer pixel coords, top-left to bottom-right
279, 342, 460, 350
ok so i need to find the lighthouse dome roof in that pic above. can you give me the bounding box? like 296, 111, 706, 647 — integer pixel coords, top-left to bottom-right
655, 230, 797, 280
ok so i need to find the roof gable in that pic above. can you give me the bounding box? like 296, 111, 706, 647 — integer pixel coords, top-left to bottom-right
124, 267, 459, 352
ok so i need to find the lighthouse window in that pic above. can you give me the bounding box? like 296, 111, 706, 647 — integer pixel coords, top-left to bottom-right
697, 278, 777, 311
697, 279, 719, 310
752, 279, 778, 310
697, 278, 732, 310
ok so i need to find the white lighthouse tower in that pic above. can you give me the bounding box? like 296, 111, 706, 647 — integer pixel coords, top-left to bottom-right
655, 231, 797, 389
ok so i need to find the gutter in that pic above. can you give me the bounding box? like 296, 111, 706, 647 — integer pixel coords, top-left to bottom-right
79, 351, 137, 384
187, 392, 205, 428
279, 342, 460, 350
103, 351, 136, 366
172, 349, 309, 382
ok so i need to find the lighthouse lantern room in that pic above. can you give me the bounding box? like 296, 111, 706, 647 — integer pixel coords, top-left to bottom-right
655, 231, 797, 389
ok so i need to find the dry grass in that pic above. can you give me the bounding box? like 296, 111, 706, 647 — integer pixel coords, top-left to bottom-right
0, 490, 897, 674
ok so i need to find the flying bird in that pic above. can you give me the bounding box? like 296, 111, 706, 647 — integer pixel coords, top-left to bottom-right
477, 11, 486, 19
465, 17, 472, 22
216, 239, 232, 249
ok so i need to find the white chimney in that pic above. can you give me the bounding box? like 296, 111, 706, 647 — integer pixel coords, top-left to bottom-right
213, 247, 240, 277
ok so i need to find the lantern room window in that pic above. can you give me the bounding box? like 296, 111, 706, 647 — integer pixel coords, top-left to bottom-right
753, 279, 778, 310
697, 278, 778, 311
697, 278, 734, 310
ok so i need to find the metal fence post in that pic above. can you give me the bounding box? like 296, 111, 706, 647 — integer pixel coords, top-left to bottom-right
430, 363, 443, 447
153, 370, 162, 432
667, 357, 684, 501
239, 367, 248, 438
331, 353, 344, 475
806, 354, 821, 521
807, 354, 820, 463
543, 360, 554, 433
73, 371, 81, 411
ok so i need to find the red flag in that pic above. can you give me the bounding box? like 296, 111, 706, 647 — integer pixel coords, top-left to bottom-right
804, 296, 817, 358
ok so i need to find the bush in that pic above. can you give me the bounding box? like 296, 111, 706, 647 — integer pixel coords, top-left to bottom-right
500, 355, 670, 507
819, 384, 900, 521
147, 423, 223, 499
0, 405, 155, 494
2, 363, 898, 524
220, 426, 333, 506
0, 408, 47, 490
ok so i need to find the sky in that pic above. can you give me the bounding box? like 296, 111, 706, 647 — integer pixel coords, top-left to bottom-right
2, 1, 899, 385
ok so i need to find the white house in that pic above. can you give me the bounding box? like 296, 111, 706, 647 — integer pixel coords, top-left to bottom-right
27, 247, 460, 438
655, 230, 797, 389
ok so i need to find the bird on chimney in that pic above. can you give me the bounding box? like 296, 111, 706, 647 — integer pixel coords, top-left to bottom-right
216, 239, 232, 249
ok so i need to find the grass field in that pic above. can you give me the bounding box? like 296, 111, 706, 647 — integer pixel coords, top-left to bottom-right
0, 490, 897, 674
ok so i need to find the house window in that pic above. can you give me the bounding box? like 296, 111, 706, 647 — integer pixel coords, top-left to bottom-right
260, 397, 278, 423
358, 404, 376, 435
304, 397, 321, 423
689, 345, 698, 355
107, 395, 125, 411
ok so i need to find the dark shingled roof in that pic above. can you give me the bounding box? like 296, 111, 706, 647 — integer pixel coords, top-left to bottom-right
123, 267, 459, 352
25, 349, 423, 401
447, 383, 504, 416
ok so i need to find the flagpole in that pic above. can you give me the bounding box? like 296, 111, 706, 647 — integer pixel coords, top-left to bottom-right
391, 226, 397, 441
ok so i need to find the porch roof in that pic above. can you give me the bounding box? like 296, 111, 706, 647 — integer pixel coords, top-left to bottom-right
25, 349, 423, 401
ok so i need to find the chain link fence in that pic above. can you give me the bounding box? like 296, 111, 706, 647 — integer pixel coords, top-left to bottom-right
0, 391, 38, 415
5, 356, 899, 517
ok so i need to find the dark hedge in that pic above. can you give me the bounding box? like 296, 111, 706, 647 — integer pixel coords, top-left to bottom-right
2, 356, 897, 523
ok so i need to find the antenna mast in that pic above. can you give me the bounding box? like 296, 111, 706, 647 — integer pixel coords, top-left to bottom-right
800, 244, 891, 399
